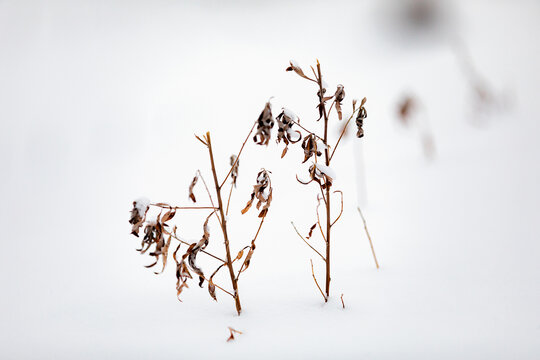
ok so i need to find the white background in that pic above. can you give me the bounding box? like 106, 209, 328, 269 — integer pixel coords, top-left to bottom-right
1, 0, 539, 358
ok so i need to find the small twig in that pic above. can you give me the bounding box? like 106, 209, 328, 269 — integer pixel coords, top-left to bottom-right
329, 107, 361, 161
151, 204, 218, 210
225, 182, 234, 216
340, 293, 345, 309
164, 229, 226, 263
357, 207, 379, 269
196, 170, 223, 228
220, 122, 257, 189
315, 194, 327, 243
291, 222, 325, 261
310, 259, 327, 302
227, 327, 243, 342
290, 119, 324, 142
237, 217, 266, 279
331, 190, 343, 227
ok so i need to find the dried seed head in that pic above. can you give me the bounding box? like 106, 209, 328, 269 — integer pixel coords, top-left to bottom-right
230, 155, 239, 187
301, 134, 322, 163
241, 169, 273, 218
356, 97, 368, 138
253, 102, 274, 146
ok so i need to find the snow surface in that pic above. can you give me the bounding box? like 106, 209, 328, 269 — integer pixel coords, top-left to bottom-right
1, 0, 539, 359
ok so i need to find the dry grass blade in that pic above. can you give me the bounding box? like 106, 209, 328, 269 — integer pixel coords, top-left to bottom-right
227, 327, 243, 342
357, 206, 379, 269
310, 259, 327, 302
341, 293, 345, 309
291, 222, 325, 261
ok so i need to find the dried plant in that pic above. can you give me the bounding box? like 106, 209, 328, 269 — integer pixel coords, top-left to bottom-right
271, 60, 369, 300
128, 129, 275, 315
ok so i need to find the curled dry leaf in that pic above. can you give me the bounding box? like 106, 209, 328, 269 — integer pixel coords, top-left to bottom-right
230, 155, 239, 187
187, 213, 212, 287
241, 169, 273, 218
129, 198, 149, 237
253, 102, 274, 146
301, 134, 322, 163
334, 84, 345, 120
188, 172, 199, 202
276, 108, 302, 158
285, 60, 313, 82
174, 243, 193, 301
208, 280, 217, 301
307, 223, 317, 239
356, 97, 367, 138
298, 163, 334, 189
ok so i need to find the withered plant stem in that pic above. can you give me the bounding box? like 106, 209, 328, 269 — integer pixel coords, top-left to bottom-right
220, 122, 257, 189
357, 207, 379, 269
151, 204, 218, 210
316, 60, 332, 301
206, 132, 242, 315
291, 221, 325, 261
164, 230, 226, 263
310, 259, 327, 302
225, 183, 234, 216
329, 106, 361, 162
290, 119, 324, 142
236, 217, 265, 278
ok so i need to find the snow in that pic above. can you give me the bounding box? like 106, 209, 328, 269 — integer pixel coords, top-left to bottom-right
2, 0, 540, 359
314, 162, 336, 180
134, 197, 150, 218
282, 107, 298, 122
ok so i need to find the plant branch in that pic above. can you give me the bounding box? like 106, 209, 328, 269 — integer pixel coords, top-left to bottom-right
237, 217, 266, 279
357, 206, 379, 269
164, 229, 226, 263
310, 259, 327, 302
291, 221, 325, 261
220, 122, 257, 189
329, 107, 361, 161
331, 190, 344, 227
206, 132, 243, 315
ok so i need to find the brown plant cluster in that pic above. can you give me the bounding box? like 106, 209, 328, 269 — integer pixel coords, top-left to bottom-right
128, 131, 274, 315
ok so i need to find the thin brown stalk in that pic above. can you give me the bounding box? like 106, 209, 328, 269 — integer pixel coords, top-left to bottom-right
290, 119, 324, 142
164, 229, 226, 263
237, 217, 266, 278
220, 122, 257, 188
206, 132, 242, 315
316, 60, 332, 299
340, 293, 345, 309
329, 107, 361, 161
310, 259, 327, 302
225, 183, 234, 216
315, 194, 327, 243
196, 170, 223, 228
291, 222, 325, 261
357, 206, 379, 269
151, 204, 218, 210
331, 190, 344, 227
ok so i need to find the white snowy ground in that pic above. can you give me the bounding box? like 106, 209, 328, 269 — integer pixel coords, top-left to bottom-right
1, 0, 539, 358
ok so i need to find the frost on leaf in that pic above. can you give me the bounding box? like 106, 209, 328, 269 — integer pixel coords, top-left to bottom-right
253, 102, 274, 146
356, 97, 367, 138
241, 169, 273, 218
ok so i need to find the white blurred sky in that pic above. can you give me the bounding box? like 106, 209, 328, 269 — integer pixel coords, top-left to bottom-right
1, 0, 539, 358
